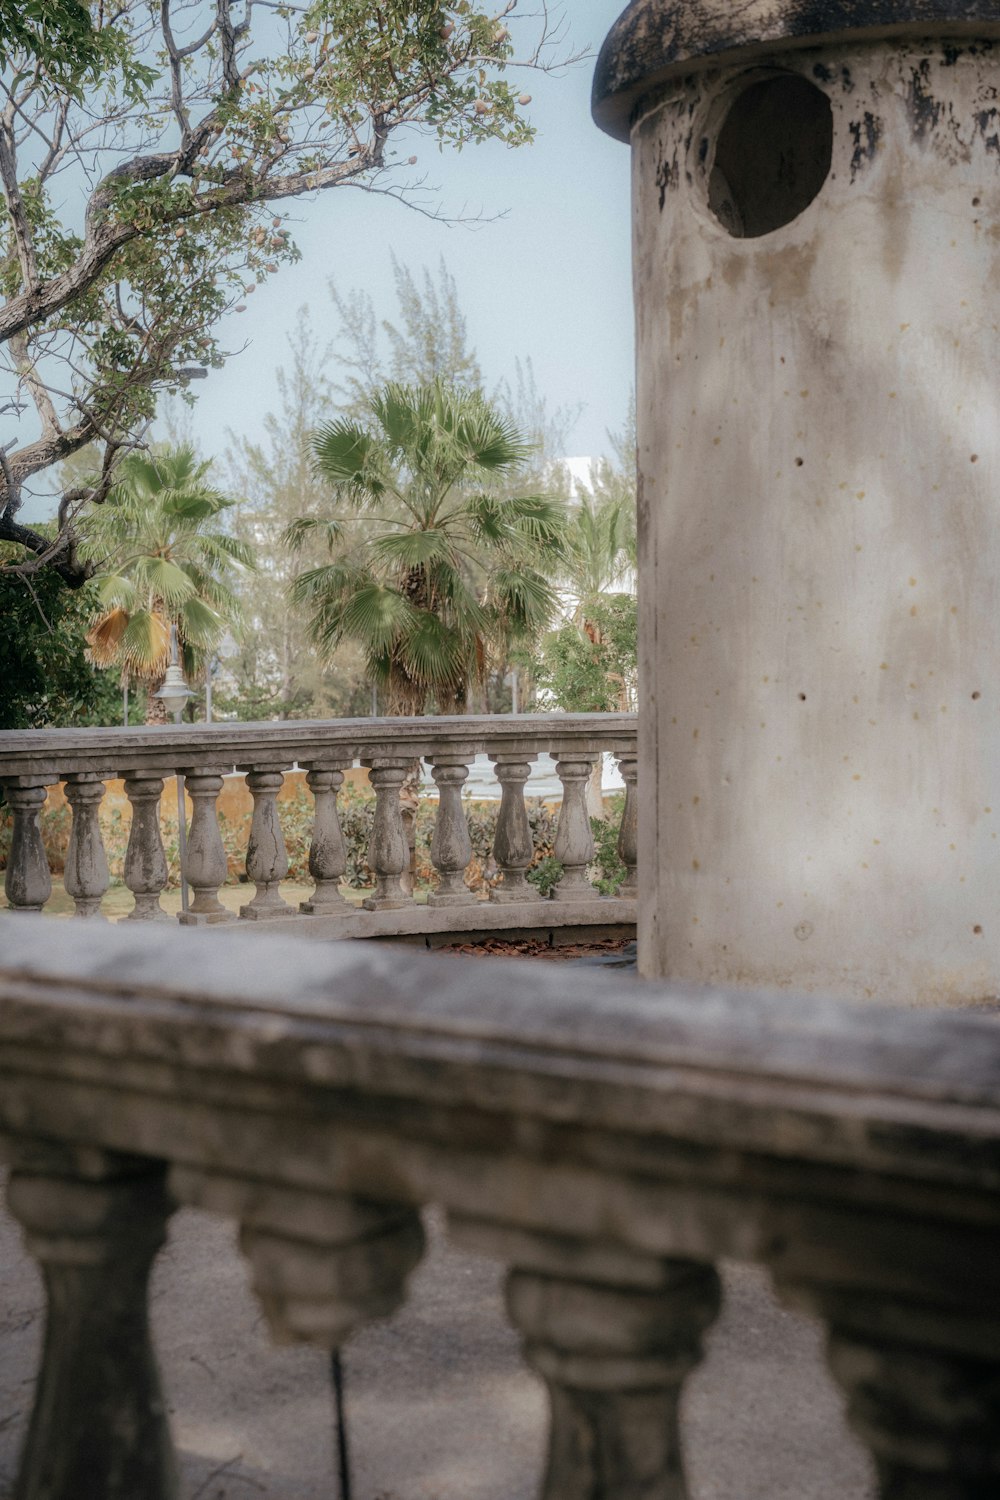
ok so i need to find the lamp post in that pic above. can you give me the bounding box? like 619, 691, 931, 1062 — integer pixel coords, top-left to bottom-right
154, 627, 193, 914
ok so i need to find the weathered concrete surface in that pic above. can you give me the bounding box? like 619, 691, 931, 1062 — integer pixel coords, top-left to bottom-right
593, 2, 1000, 139
0, 1189, 874, 1500
612, 22, 1000, 1004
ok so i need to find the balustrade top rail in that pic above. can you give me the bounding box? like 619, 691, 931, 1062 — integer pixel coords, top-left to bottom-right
1, 711, 638, 930
0, 915, 998, 1499
0, 711, 637, 778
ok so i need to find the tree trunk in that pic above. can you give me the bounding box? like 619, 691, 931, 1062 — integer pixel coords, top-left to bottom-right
145, 682, 169, 726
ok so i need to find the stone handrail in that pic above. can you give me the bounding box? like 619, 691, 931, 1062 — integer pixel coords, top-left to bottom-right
0, 712, 637, 935
0, 916, 998, 1499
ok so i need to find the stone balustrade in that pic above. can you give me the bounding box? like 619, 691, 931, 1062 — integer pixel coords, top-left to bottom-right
0, 713, 637, 941
1, 916, 998, 1500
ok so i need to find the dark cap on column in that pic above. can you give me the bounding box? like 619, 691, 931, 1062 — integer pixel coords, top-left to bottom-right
593, 0, 1000, 141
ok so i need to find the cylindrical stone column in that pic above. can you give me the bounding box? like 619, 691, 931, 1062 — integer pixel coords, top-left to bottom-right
300, 763, 353, 915
6, 1149, 178, 1500
177, 768, 232, 925
63, 775, 110, 920
3, 781, 53, 914
361, 760, 414, 911
552, 755, 596, 901
451, 1215, 721, 1500
121, 774, 171, 922
489, 757, 536, 903
239, 767, 294, 920
427, 753, 476, 907
171, 1167, 426, 1349
595, 3, 1000, 1002
361, 762, 416, 912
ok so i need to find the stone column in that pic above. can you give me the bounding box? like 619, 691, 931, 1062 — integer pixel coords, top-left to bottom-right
427, 753, 476, 907
2, 781, 52, 914
300, 763, 353, 915
595, 4, 1000, 1000
239, 767, 294, 920
453, 1218, 720, 1500
552, 755, 596, 901
489, 757, 536, 903
774, 1217, 1000, 1500
616, 750, 639, 897
5, 1146, 178, 1500
122, 774, 171, 922
177, 768, 232, 925
63, 775, 110, 920
171, 1168, 425, 1347
361, 760, 413, 911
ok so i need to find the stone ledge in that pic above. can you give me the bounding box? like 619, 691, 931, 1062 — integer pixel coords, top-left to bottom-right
223, 897, 637, 943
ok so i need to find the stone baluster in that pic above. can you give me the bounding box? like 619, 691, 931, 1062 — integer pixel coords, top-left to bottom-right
452, 1218, 721, 1500
121, 774, 171, 921
552, 754, 597, 901
171, 1167, 425, 1347
63, 775, 110, 920
361, 759, 413, 911
773, 1219, 1000, 1500
239, 766, 293, 920
489, 757, 536, 903
177, 768, 232, 925
4, 1144, 178, 1500
300, 762, 353, 915
2, 780, 53, 914
616, 750, 639, 897
428, 751, 476, 907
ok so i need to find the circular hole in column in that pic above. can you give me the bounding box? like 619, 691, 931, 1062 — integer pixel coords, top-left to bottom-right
707, 73, 833, 238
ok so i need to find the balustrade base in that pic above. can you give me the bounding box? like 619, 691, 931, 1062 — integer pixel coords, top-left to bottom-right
125, 904, 173, 924
299, 894, 353, 915
177, 909, 235, 927
426, 891, 479, 909
239, 901, 297, 922
244, 897, 636, 945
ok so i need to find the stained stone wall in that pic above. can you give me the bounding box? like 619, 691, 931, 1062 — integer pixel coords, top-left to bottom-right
596, 8, 1000, 1003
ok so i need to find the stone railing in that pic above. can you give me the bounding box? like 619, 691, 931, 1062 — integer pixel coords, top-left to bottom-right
0, 713, 636, 940
0, 917, 998, 1499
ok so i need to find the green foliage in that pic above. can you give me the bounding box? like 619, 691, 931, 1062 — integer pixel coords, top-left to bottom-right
526, 855, 562, 898
222, 316, 372, 720
590, 795, 626, 896
79, 445, 253, 695
0, 555, 124, 729
291, 378, 567, 714
537, 594, 638, 713
330, 254, 483, 418
0, 1, 149, 95
1, 1, 568, 582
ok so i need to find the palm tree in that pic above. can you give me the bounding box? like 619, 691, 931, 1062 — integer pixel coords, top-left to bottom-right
560, 491, 633, 624
288, 380, 566, 715
81, 446, 253, 722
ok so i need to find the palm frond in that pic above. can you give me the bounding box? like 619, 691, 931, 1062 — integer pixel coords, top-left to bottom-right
178, 596, 225, 650
117, 610, 172, 680
130, 555, 197, 606
312, 420, 386, 502
339, 583, 417, 655
371, 530, 453, 568
399, 611, 465, 688
85, 607, 131, 668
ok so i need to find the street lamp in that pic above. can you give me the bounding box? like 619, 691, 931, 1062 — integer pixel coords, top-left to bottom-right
154, 626, 192, 913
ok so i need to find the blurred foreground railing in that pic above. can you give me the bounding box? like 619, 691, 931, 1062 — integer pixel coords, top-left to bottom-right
1, 918, 998, 1499
0, 713, 636, 941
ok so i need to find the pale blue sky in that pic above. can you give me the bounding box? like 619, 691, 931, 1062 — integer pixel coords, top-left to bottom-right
172, 1, 635, 467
